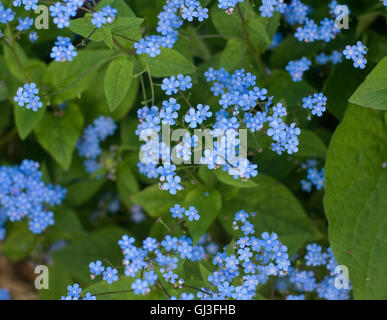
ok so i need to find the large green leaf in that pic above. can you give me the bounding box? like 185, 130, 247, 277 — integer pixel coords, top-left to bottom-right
1, 221, 37, 262
324, 104, 387, 299
131, 184, 187, 218
140, 48, 195, 77
297, 129, 327, 158
34, 103, 84, 169
104, 57, 133, 111
43, 49, 115, 103
14, 103, 46, 140
215, 168, 257, 188
65, 177, 106, 207
184, 189, 222, 243
219, 175, 320, 255
53, 226, 127, 282
116, 161, 139, 207
323, 62, 368, 120
349, 56, 387, 110
219, 39, 244, 71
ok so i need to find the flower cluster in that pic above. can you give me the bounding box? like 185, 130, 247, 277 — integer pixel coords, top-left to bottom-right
302, 93, 327, 117
49, 0, 84, 29
276, 243, 352, 300
76, 116, 117, 174
283, 0, 309, 25
50, 36, 77, 62
62, 208, 293, 300
91, 5, 118, 28
343, 41, 368, 69
258, 0, 287, 17
216, 0, 239, 9
300, 160, 325, 192
170, 204, 200, 221
61, 284, 96, 300
13, 83, 43, 111
294, 18, 340, 43
135, 0, 208, 57
285, 57, 312, 82
316, 51, 343, 65
13, 0, 38, 11
0, 160, 66, 234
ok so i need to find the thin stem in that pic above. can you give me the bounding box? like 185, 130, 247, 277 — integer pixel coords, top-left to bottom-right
76, 27, 98, 48
236, 4, 268, 82
145, 63, 155, 106
139, 73, 148, 106
157, 279, 171, 299
182, 285, 213, 296
178, 89, 192, 108
89, 289, 134, 297
112, 33, 137, 42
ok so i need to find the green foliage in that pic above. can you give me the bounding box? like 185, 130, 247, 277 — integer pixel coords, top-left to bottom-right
53, 226, 127, 283
34, 103, 84, 169
104, 57, 133, 111
132, 185, 188, 218
140, 48, 196, 77
219, 175, 321, 255
324, 104, 387, 299
350, 56, 387, 111
184, 189, 222, 243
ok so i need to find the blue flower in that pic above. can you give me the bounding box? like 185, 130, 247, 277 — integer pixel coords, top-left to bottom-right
67, 283, 82, 298
89, 260, 105, 276
163, 175, 183, 195
185, 206, 200, 221
102, 267, 119, 284
161, 76, 179, 95
170, 204, 185, 219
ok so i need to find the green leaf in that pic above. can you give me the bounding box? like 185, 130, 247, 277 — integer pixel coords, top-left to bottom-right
14, 103, 46, 140
65, 177, 106, 207
104, 57, 133, 111
219, 39, 243, 71
324, 104, 387, 299
47, 206, 83, 241
215, 168, 257, 188
297, 129, 327, 158
268, 70, 315, 126
184, 189, 222, 243
117, 161, 139, 207
102, 26, 113, 49
349, 56, 387, 110
131, 184, 187, 218
53, 226, 127, 282
3, 41, 46, 82
140, 48, 195, 77
69, 17, 102, 41
323, 62, 368, 120
34, 103, 84, 170
39, 264, 72, 300
211, 3, 242, 37
43, 49, 115, 103
1, 221, 37, 262
199, 263, 213, 287
219, 175, 320, 255
246, 17, 271, 53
